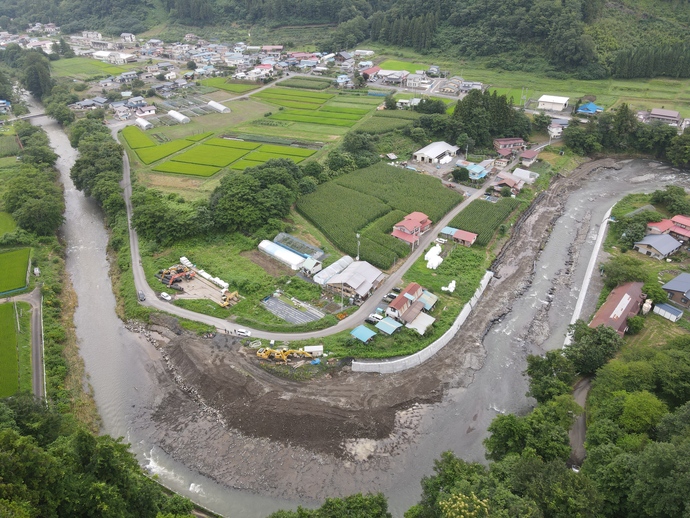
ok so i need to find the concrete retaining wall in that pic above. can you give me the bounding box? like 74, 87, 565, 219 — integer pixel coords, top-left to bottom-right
352, 271, 494, 374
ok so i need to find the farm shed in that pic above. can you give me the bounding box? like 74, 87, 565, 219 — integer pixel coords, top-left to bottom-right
168, 110, 190, 123
207, 101, 230, 113
301, 257, 322, 276
258, 240, 305, 270
412, 142, 459, 164
134, 117, 153, 130
375, 317, 403, 335
653, 303, 683, 323
350, 325, 376, 343
537, 95, 569, 111
313, 256, 354, 285
326, 261, 386, 300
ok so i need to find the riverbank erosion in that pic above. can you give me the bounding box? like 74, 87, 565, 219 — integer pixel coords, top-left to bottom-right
129, 158, 685, 509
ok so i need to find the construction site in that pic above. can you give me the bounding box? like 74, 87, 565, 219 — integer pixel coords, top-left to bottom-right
154, 257, 240, 308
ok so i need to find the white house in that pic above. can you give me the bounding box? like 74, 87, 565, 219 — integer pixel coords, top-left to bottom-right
538, 95, 569, 111
164, 71, 177, 81
412, 141, 459, 164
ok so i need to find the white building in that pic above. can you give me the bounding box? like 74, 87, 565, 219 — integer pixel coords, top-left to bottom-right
412, 141, 459, 164
538, 95, 569, 111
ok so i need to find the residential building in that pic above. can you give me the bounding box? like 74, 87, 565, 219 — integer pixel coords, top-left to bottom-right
326, 261, 386, 301
663, 273, 690, 308
118, 71, 138, 83
135, 106, 156, 117
633, 234, 682, 260
494, 149, 512, 167
412, 141, 459, 164
649, 108, 681, 126
120, 32, 136, 42
520, 149, 539, 167
492, 172, 524, 194
439, 226, 478, 247
493, 138, 526, 152
512, 168, 539, 184
648, 215, 690, 242
406, 73, 425, 88
391, 212, 432, 249
538, 95, 569, 111
334, 51, 352, 63
589, 282, 645, 336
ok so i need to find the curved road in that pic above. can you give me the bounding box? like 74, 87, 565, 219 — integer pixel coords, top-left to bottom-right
116, 125, 512, 341
4, 288, 44, 399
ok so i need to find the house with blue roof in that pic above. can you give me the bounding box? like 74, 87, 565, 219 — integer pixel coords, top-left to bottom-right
456, 159, 489, 180
577, 101, 603, 115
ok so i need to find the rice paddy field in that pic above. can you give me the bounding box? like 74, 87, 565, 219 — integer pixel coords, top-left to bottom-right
122, 126, 156, 149
135, 140, 193, 165
0, 248, 30, 293
0, 303, 18, 397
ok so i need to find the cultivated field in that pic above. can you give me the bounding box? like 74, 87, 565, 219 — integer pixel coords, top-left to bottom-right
135, 140, 193, 165
171, 144, 249, 167
449, 198, 523, 247
122, 126, 156, 149
0, 303, 18, 397
297, 164, 462, 269
151, 162, 221, 177
280, 78, 332, 90
0, 248, 30, 293
200, 77, 261, 93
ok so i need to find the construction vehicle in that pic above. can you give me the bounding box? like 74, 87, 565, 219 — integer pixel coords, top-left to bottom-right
167, 270, 195, 286
257, 348, 312, 363
219, 289, 239, 308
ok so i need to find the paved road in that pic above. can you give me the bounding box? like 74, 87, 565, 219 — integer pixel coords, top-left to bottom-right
117, 120, 509, 340
569, 377, 591, 467
4, 288, 44, 399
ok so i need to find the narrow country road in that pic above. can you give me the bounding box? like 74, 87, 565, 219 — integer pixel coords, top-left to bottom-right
117, 122, 507, 340
569, 377, 591, 466
4, 287, 44, 399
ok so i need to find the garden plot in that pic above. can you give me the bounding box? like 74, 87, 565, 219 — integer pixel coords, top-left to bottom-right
262, 296, 324, 325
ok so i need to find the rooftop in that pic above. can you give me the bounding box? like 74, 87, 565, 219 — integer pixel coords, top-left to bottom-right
634, 234, 682, 255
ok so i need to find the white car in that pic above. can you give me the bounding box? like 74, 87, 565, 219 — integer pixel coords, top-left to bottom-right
235, 329, 251, 337
368, 313, 383, 322
160, 292, 172, 301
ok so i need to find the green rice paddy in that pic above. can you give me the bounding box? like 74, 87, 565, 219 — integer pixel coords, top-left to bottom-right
0, 303, 18, 397
0, 248, 30, 293
135, 140, 193, 165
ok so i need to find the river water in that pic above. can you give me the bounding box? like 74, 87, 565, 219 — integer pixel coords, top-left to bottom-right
33, 111, 299, 516
32, 96, 688, 518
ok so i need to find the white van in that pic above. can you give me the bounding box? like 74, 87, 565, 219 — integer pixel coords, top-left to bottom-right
236, 329, 251, 337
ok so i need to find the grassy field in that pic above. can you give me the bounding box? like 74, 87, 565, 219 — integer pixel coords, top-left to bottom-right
449, 198, 523, 247
50, 57, 136, 79
375, 50, 690, 117
626, 312, 690, 348
0, 248, 30, 293
0, 135, 21, 158
280, 78, 332, 90
0, 303, 18, 397
171, 144, 249, 167
0, 212, 16, 235
205, 138, 261, 150
200, 77, 260, 93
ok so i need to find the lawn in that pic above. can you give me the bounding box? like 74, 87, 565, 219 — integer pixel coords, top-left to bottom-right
50, 57, 134, 79
171, 144, 250, 167
0, 303, 18, 397
122, 126, 156, 149
135, 140, 193, 165
151, 161, 221, 177
0, 212, 16, 235
0, 248, 30, 293
200, 77, 260, 93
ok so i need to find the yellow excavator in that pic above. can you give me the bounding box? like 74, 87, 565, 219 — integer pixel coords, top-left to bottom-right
219, 290, 239, 308
257, 348, 312, 363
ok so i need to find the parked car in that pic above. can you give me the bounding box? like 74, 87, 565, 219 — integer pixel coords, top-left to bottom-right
392, 287, 402, 293
235, 329, 251, 337
160, 292, 172, 301
365, 317, 378, 325
368, 313, 383, 322
137, 290, 146, 301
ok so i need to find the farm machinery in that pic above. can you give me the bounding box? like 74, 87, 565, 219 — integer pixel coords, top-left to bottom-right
256, 348, 312, 363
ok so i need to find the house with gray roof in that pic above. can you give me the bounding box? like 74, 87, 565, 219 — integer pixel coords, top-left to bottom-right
662, 273, 690, 308
633, 234, 682, 260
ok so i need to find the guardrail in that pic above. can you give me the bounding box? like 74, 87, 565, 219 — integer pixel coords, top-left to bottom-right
352, 270, 494, 374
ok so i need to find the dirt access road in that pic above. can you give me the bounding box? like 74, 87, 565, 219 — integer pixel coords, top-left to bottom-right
133, 158, 633, 508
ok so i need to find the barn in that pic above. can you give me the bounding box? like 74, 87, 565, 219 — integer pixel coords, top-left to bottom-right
538, 95, 569, 111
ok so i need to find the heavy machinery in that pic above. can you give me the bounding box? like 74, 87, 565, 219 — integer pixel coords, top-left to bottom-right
219, 289, 239, 308
168, 270, 195, 286
257, 348, 312, 363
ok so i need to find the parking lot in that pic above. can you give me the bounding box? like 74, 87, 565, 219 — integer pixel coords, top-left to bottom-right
261, 296, 325, 325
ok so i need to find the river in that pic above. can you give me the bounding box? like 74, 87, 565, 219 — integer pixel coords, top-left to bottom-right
31, 109, 300, 516
31, 96, 688, 518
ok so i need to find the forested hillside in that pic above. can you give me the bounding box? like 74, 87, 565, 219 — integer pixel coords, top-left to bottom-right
1, 0, 689, 73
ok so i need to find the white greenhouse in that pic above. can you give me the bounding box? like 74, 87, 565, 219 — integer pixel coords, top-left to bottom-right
207, 101, 230, 113
168, 109, 190, 123
134, 117, 153, 130
258, 240, 305, 270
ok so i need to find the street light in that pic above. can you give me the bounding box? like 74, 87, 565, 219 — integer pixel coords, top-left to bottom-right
356, 233, 361, 261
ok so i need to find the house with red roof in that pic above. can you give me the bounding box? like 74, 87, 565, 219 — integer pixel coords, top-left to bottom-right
646, 215, 690, 242
493, 138, 526, 152
589, 282, 645, 336
385, 282, 439, 327
391, 212, 432, 249
520, 149, 539, 167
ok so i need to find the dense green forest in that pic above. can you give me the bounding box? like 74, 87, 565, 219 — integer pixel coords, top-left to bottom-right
1, 0, 689, 78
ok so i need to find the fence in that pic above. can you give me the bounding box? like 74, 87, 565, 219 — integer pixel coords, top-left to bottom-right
352, 271, 494, 374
